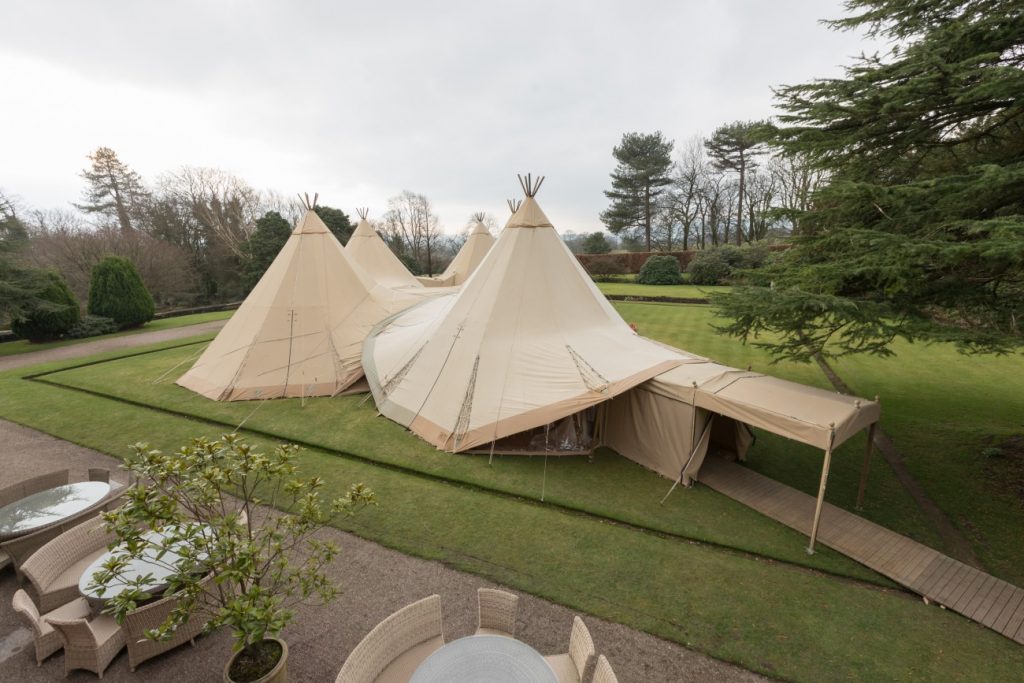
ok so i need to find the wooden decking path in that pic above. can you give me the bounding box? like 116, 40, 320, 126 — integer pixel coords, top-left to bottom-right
698, 457, 1024, 645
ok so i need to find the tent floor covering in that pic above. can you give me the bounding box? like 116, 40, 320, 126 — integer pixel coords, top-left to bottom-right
698, 457, 1024, 645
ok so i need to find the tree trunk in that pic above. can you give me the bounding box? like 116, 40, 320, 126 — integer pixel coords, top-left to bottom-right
643, 185, 652, 251
736, 154, 745, 246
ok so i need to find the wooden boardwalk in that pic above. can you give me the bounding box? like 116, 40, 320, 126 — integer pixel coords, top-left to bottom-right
699, 457, 1024, 645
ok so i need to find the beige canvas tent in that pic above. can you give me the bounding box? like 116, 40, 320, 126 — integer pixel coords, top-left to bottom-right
345, 209, 423, 290
362, 176, 685, 452
177, 207, 419, 401
417, 215, 495, 287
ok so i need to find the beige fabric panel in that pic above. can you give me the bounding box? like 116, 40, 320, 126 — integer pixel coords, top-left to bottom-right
345, 218, 423, 289
603, 386, 701, 481
434, 221, 495, 286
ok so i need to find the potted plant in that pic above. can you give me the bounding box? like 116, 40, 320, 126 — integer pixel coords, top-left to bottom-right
90, 434, 376, 682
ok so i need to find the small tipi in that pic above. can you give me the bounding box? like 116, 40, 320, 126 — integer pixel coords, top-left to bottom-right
418, 213, 496, 287
345, 208, 423, 289
177, 198, 409, 401
362, 175, 684, 451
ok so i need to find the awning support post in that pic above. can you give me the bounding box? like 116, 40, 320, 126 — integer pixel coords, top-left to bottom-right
856, 421, 878, 510
807, 427, 836, 555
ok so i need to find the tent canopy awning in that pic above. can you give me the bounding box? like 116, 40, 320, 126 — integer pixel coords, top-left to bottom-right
647, 362, 880, 451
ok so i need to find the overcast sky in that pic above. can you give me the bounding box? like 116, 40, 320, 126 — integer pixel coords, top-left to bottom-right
1, 1, 873, 234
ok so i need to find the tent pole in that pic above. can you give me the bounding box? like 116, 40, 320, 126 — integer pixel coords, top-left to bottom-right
807, 430, 835, 555
660, 475, 683, 505
856, 421, 877, 510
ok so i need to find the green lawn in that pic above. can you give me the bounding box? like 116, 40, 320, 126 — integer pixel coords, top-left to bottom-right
2, 303, 1024, 681
0, 310, 234, 358
593, 275, 731, 299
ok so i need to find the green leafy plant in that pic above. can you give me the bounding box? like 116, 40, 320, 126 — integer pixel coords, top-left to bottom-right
636, 254, 683, 285
91, 434, 376, 682
10, 271, 80, 342
66, 314, 119, 339
687, 250, 733, 286
586, 254, 627, 282
87, 256, 155, 329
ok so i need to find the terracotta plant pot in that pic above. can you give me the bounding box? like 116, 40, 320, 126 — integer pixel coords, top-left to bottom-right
224, 638, 288, 683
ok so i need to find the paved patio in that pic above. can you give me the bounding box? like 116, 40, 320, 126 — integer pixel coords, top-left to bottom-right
0, 419, 767, 682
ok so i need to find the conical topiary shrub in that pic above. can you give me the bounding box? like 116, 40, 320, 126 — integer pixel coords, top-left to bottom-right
11, 271, 81, 342
87, 256, 155, 329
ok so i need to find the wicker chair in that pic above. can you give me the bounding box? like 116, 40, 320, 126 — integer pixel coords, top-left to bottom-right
11, 588, 92, 666
592, 654, 619, 683
21, 515, 118, 613
1, 486, 126, 579
544, 616, 595, 683
124, 573, 215, 671
0, 470, 70, 570
46, 613, 126, 679
476, 587, 519, 637
336, 594, 445, 683
88, 468, 110, 483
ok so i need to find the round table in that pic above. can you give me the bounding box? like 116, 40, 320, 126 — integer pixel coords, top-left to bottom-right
0, 481, 110, 539
79, 525, 209, 604
410, 635, 558, 683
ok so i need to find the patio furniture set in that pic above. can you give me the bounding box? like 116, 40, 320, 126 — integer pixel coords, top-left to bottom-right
336, 588, 619, 683
2, 469, 210, 678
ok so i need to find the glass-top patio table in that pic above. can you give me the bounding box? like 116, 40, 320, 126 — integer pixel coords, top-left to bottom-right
79, 525, 210, 604
410, 635, 558, 683
0, 481, 111, 540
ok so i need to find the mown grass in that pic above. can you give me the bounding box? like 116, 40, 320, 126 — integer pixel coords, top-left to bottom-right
0, 310, 234, 357
2, 339, 1023, 682
593, 275, 731, 299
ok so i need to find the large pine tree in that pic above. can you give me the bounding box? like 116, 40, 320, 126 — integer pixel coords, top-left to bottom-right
601, 132, 674, 251
76, 147, 150, 235
713, 0, 1024, 361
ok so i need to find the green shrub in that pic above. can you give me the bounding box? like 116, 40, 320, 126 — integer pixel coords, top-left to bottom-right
587, 255, 627, 281
636, 255, 683, 285
10, 271, 80, 342
687, 250, 733, 285
67, 314, 119, 339
88, 256, 155, 329
582, 232, 612, 254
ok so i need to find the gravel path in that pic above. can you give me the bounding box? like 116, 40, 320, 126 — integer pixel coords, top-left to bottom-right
0, 320, 226, 373
0, 419, 767, 682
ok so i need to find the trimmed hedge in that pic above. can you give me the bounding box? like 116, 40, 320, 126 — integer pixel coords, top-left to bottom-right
687, 250, 733, 285
67, 314, 119, 339
10, 271, 81, 342
637, 255, 683, 285
88, 256, 155, 329
586, 254, 627, 281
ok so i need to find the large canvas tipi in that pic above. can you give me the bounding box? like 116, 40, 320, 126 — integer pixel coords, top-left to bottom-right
418, 214, 495, 287
345, 209, 423, 289
362, 176, 684, 451
177, 206, 410, 401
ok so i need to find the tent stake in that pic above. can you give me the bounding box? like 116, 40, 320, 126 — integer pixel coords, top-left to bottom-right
856, 421, 877, 510
807, 439, 834, 554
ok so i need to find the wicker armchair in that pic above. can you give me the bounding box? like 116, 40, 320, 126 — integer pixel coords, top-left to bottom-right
336, 594, 445, 683
476, 587, 519, 637
124, 573, 215, 671
88, 468, 110, 483
11, 588, 92, 666
544, 616, 595, 683
593, 654, 619, 683
0, 470, 70, 570
45, 613, 126, 679
21, 515, 118, 613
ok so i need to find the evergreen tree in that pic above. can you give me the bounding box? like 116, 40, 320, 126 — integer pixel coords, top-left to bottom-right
314, 205, 354, 244
581, 232, 612, 254
75, 147, 149, 234
11, 271, 80, 342
601, 132, 674, 251
0, 192, 49, 322
88, 256, 155, 329
713, 0, 1024, 361
705, 121, 770, 246
243, 211, 292, 290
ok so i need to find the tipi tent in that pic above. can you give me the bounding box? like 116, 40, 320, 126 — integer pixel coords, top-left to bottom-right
362, 176, 685, 451
345, 209, 423, 290
417, 214, 495, 287
177, 205, 417, 401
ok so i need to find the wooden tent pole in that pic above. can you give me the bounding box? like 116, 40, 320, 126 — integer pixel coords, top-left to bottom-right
856, 421, 878, 510
807, 427, 836, 555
